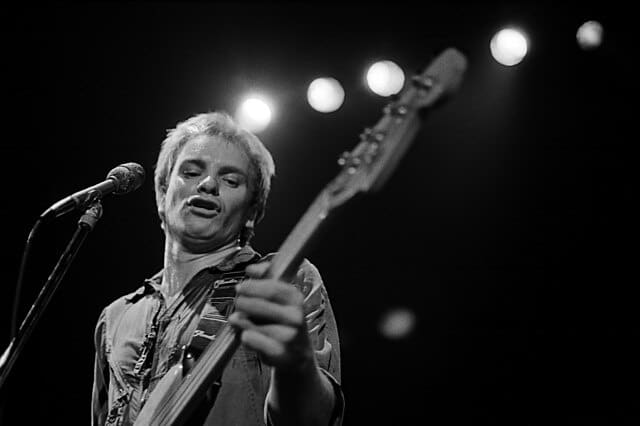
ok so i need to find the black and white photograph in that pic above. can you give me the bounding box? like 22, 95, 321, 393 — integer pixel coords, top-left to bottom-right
0, 1, 636, 425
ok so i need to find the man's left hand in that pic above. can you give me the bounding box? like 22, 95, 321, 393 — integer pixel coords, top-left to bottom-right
228, 262, 315, 372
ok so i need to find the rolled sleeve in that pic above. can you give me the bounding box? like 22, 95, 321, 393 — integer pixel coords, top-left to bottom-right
264, 258, 344, 425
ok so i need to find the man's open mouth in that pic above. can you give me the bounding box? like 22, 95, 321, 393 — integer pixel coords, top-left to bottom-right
186, 196, 220, 213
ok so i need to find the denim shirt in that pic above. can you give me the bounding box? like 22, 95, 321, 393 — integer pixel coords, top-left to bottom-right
91, 245, 343, 426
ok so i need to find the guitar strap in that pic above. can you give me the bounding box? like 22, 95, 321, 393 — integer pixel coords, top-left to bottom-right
185, 269, 248, 362
152, 264, 256, 424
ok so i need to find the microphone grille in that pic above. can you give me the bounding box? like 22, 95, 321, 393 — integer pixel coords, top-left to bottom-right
107, 162, 146, 194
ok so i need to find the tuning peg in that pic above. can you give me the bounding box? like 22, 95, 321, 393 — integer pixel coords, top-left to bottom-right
359, 127, 373, 141
411, 75, 434, 90
373, 131, 386, 142
383, 104, 408, 117
337, 151, 350, 166
367, 141, 380, 156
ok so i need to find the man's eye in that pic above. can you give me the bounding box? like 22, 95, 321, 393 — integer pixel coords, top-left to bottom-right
182, 170, 200, 177
223, 177, 240, 186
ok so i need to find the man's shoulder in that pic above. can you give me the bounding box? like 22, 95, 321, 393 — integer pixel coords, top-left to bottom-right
100, 278, 158, 318
258, 252, 320, 269
259, 252, 324, 297
259, 252, 320, 271
217, 244, 262, 271
96, 285, 156, 341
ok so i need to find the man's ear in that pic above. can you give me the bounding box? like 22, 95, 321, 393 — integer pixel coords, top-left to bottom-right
239, 208, 258, 246
245, 205, 258, 228
157, 186, 167, 229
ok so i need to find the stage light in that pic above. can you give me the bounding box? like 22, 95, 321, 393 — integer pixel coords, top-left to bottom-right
307, 77, 345, 113
366, 60, 405, 96
490, 28, 528, 66
379, 307, 416, 339
235, 97, 272, 133
576, 20, 603, 50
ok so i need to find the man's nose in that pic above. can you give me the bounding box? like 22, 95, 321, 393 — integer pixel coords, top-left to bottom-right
196, 175, 219, 195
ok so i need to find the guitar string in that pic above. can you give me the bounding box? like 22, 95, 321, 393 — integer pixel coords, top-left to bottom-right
151, 325, 237, 425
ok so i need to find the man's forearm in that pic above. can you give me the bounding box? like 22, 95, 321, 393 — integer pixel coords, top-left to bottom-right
266, 359, 336, 426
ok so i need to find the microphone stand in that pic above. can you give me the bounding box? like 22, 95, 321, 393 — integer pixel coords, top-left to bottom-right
0, 202, 104, 392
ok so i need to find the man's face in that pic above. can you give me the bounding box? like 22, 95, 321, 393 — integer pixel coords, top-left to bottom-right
160, 135, 255, 252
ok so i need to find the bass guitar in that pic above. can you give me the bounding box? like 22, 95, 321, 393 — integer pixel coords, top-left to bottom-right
134, 47, 468, 426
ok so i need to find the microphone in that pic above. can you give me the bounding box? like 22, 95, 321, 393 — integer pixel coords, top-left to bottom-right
41, 162, 146, 220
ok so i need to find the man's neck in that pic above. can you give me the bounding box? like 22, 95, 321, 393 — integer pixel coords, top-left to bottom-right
161, 238, 241, 300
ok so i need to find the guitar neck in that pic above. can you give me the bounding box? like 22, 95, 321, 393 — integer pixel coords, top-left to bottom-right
266, 190, 332, 280
140, 47, 468, 426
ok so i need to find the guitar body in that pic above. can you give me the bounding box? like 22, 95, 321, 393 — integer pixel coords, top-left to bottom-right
135, 364, 184, 425
136, 360, 218, 426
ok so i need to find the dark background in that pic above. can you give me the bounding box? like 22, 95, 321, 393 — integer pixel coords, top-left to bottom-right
0, 1, 637, 424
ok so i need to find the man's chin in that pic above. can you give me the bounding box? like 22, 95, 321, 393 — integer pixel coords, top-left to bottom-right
180, 230, 234, 253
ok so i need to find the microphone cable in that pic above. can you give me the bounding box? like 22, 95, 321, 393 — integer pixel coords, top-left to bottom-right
9, 217, 44, 341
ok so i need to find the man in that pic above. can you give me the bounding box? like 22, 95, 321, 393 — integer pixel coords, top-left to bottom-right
92, 112, 343, 425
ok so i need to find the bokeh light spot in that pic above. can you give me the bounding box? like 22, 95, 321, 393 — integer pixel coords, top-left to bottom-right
490, 28, 528, 66
379, 307, 416, 339
366, 60, 405, 96
307, 77, 345, 113
235, 97, 273, 133
577, 20, 603, 50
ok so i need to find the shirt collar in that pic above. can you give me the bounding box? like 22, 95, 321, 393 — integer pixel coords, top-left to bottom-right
126, 244, 261, 302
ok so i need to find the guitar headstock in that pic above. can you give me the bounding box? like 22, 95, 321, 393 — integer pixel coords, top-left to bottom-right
323, 47, 468, 211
